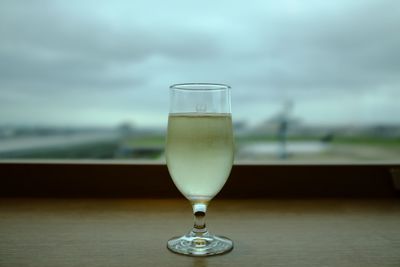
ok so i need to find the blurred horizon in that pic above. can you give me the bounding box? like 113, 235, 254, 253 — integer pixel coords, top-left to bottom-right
1, 1, 400, 161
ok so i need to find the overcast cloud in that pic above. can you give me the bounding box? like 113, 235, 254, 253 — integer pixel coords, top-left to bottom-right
0, 0, 399, 127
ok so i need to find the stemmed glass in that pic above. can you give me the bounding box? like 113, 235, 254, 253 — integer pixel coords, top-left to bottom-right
166, 83, 234, 256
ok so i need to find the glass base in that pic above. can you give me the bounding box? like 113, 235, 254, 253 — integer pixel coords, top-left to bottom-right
167, 231, 233, 256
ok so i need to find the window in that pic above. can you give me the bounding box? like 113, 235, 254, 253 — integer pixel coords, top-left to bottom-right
1, 1, 399, 162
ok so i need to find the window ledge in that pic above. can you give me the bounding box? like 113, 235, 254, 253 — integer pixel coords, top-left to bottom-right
1, 161, 399, 198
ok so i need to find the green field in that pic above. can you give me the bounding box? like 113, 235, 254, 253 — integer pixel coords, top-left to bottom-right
0, 140, 120, 159
1, 135, 399, 161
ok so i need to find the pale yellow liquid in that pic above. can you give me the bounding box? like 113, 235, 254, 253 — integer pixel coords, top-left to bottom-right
166, 113, 234, 201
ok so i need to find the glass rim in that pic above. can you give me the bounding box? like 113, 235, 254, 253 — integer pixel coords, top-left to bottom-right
169, 83, 231, 91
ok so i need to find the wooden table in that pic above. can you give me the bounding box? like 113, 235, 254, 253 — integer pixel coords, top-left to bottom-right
1, 198, 400, 267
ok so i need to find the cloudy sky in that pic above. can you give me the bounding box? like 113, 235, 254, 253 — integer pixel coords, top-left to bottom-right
0, 0, 399, 128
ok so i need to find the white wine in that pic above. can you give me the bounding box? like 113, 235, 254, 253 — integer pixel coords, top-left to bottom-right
166, 84, 234, 256
166, 113, 234, 201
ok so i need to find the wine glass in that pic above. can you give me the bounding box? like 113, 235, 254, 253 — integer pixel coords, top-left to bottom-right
166, 83, 234, 256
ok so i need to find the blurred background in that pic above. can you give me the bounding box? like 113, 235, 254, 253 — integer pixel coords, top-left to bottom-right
0, 0, 399, 162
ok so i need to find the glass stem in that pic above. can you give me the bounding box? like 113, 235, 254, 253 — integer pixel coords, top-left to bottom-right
192, 202, 208, 235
